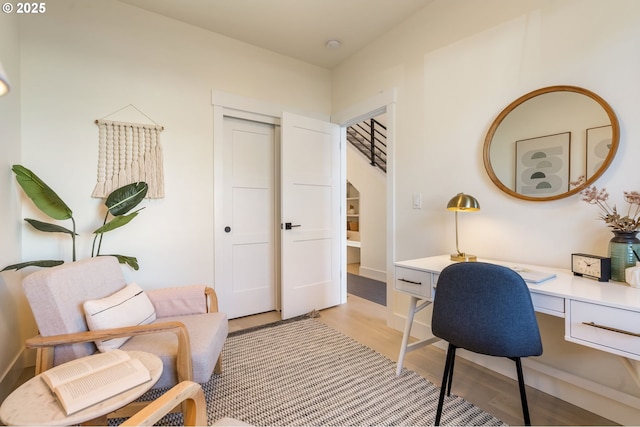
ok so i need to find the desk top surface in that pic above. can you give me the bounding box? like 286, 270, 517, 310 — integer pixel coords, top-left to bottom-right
0, 350, 162, 426
395, 255, 640, 312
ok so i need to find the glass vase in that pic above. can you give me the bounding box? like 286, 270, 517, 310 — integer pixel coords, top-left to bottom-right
608, 230, 640, 282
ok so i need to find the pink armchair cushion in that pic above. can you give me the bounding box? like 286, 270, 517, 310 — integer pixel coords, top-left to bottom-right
83, 283, 157, 352
146, 285, 208, 317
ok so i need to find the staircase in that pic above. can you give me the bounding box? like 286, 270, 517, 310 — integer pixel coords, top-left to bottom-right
347, 118, 387, 173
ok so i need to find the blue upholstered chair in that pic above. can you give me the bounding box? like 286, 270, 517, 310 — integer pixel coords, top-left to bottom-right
431, 262, 543, 426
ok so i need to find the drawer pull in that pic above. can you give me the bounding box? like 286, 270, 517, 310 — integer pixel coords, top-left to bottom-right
582, 321, 640, 338
398, 278, 422, 285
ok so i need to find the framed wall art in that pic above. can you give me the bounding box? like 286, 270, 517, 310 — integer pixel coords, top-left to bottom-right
586, 125, 612, 179
515, 132, 571, 197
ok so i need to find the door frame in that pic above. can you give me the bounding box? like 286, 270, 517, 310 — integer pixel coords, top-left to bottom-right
212, 91, 346, 315
332, 88, 397, 327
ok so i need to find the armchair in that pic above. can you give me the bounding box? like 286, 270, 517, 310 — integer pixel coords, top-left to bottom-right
21, 256, 228, 418
121, 381, 251, 426
120, 381, 207, 426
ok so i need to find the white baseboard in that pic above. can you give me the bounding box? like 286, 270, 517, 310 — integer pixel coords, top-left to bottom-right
358, 266, 386, 282
388, 311, 640, 425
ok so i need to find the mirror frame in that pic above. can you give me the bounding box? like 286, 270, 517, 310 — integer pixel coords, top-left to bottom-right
483, 85, 619, 201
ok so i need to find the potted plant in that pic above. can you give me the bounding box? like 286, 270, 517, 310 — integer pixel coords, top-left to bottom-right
2, 165, 148, 271
573, 176, 640, 281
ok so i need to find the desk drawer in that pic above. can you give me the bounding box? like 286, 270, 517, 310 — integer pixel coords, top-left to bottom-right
395, 266, 432, 298
531, 293, 565, 317
567, 300, 640, 359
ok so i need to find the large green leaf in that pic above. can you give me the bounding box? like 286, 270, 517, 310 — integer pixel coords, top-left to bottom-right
101, 255, 139, 270
25, 218, 76, 235
93, 210, 141, 234
12, 165, 73, 220
1, 260, 64, 271
106, 182, 148, 216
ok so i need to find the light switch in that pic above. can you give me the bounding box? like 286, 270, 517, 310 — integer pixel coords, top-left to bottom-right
413, 193, 422, 209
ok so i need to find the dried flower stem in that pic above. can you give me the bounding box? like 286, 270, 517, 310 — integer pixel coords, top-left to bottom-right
572, 176, 640, 232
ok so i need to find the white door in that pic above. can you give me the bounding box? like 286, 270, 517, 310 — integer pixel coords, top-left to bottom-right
280, 112, 342, 319
219, 117, 276, 318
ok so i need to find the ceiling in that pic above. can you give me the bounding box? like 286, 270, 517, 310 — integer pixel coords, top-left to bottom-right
117, 0, 433, 69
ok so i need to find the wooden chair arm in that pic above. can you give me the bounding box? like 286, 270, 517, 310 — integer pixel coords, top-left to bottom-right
120, 381, 207, 426
26, 321, 193, 383
205, 286, 219, 313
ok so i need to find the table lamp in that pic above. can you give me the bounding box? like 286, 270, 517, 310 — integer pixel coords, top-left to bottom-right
447, 192, 480, 262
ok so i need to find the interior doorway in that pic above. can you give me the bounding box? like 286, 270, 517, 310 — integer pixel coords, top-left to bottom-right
333, 89, 396, 320
345, 113, 387, 282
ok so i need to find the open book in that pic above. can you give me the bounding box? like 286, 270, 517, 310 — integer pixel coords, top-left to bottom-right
41, 349, 151, 415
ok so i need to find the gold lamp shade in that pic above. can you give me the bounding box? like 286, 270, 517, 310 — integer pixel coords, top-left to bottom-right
447, 193, 480, 261
447, 193, 480, 212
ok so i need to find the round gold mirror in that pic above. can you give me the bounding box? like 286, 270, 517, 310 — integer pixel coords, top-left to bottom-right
483, 85, 619, 201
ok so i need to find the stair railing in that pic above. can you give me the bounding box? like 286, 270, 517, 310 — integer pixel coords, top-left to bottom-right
347, 118, 387, 173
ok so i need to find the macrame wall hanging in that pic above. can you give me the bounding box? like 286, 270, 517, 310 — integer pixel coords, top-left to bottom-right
92, 105, 165, 199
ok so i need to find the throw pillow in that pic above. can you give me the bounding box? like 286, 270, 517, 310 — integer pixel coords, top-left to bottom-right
83, 282, 156, 352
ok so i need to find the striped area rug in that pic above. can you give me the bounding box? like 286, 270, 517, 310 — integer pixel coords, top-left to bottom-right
138, 317, 505, 426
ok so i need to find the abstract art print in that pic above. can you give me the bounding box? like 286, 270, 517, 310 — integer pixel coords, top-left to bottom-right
586, 125, 612, 179
515, 132, 570, 197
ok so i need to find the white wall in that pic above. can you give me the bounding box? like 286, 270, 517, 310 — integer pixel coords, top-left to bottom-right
0, 10, 30, 400
0, 0, 331, 391
332, 0, 640, 423
16, 0, 330, 283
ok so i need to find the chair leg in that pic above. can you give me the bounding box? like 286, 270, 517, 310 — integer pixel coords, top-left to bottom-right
446, 347, 456, 396
513, 357, 531, 426
435, 344, 456, 426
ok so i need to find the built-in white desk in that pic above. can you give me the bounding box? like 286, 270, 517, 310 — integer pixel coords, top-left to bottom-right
394, 255, 640, 385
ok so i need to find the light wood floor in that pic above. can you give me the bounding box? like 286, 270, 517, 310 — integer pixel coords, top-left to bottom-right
230, 294, 617, 426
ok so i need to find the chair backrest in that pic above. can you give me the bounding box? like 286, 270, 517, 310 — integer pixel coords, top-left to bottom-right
22, 256, 126, 365
432, 262, 542, 358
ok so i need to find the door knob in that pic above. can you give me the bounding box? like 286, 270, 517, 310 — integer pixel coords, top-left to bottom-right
224, 226, 231, 233
284, 222, 301, 230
